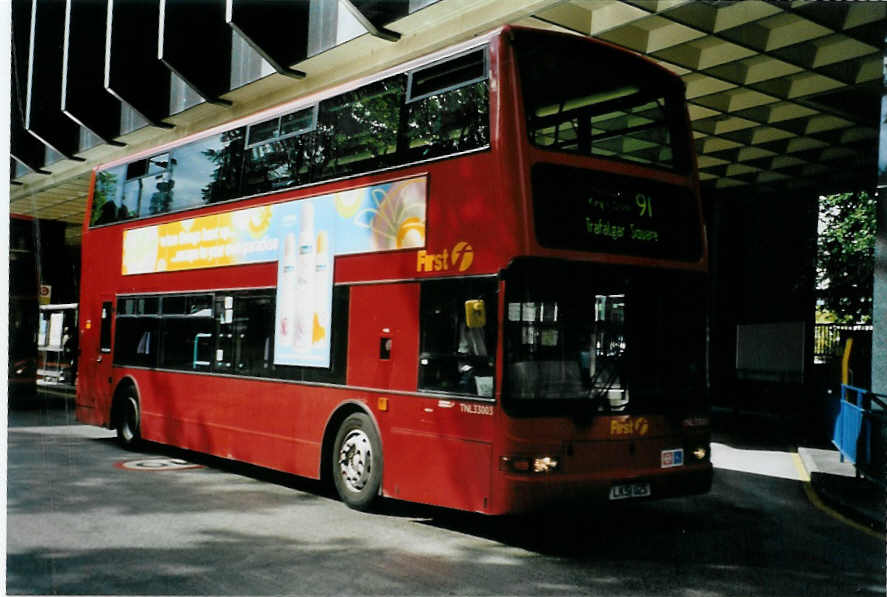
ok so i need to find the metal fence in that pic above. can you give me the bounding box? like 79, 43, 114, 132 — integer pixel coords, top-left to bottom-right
833, 384, 887, 488
814, 324, 872, 361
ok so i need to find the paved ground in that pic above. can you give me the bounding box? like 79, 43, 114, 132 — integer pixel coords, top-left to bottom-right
6, 398, 886, 596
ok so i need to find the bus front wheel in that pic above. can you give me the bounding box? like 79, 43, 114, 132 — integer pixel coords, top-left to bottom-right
116, 391, 141, 449
332, 413, 382, 511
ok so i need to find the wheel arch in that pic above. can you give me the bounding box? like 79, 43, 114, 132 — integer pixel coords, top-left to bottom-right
109, 375, 140, 430
320, 400, 383, 487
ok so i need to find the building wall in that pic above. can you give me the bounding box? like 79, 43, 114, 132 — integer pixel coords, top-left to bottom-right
708, 190, 818, 411
873, 192, 886, 396
874, 39, 887, 397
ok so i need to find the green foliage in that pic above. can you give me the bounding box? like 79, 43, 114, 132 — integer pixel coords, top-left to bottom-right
816, 191, 877, 323
201, 129, 246, 204
90, 170, 119, 225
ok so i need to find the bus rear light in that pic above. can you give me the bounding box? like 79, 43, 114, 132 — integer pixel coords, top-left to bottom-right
681, 416, 710, 428
500, 455, 560, 474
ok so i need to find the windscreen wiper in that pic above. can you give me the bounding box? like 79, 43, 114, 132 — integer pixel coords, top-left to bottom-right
587, 348, 625, 412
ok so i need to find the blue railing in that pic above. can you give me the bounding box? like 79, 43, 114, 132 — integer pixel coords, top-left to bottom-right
833, 384, 887, 486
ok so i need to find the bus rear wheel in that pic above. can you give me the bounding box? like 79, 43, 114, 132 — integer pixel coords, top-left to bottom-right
332, 413, 382, 511
116, 391, 141, 449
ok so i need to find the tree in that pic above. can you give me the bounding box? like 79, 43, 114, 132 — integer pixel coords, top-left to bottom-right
201, 129, 246, 203
90, 170, 120, 225
816, 191, 877, 323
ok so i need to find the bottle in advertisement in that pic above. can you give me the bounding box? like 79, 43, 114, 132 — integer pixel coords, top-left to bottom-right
278, 233, 297, 347
293, 201, 316, 351
313, 230, 330, 345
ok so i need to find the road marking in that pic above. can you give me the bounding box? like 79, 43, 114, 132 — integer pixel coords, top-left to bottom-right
791, 452, 884, 541
115, 457, 204, 472
711, 442, 802, 480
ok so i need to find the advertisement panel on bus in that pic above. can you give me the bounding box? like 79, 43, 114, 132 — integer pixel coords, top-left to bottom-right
122, 176, 427, 367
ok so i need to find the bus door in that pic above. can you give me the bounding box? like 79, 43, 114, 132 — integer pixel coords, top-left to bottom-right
82, 297, 115, 422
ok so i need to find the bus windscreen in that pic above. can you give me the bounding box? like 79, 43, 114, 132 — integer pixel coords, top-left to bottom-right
502, 259, 707, 417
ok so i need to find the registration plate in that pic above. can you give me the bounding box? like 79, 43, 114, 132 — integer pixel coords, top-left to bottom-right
608, 482, 651, 501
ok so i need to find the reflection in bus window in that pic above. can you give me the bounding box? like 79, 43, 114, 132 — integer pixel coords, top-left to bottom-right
243, 133, 311, 195
419, 278, 497, 397
515, 38, 688, 172
503, 260, 706, 414
161, 294, 213, 316
317, 77, 407, 180
215, 293, 275, 376
406, 81, 489, 161
115, 317, 159, 368
91, 50, 489, 227
408, 49, 487, 102
113, 288, 349, 383
243, 109, 315, 195
161, 314, 214, 371
91, 167, 126, 225
89, 129, 246, 226
171, 130, 246, 207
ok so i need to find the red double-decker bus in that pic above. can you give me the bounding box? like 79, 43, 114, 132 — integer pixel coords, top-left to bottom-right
76, 26, 712, 514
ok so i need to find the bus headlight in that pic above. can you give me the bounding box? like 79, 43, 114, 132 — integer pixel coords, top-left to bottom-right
692, 446, 708, 461
533, 456, 559, 473
500, 455, 560, 473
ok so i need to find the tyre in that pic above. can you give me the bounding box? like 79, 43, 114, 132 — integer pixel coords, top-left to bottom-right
332, 413, 383, 511
116, 390, 141, 449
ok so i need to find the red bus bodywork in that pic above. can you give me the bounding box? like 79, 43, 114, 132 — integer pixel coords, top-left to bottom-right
77, 27, 712, 514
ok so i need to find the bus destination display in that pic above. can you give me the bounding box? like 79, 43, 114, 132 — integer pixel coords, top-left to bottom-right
532, 163, 702, 261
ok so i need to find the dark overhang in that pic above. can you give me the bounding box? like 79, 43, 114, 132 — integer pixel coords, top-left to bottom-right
11, 0, 49, 173
10, 0, 885, 224
25, 0, 84, 161
62, 0, 125, 146
159, 0, 233, 105
105, 0, 174, 129
225, 0, 310, 79
341, 0, 408, 42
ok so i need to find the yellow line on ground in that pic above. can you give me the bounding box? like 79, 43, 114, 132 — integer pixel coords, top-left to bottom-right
791, 453, 811, 483
791, 452, 884, 541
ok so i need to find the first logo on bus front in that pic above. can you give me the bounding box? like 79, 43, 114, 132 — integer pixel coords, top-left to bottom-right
417, 241, 474, 273
610, 416, 649, 437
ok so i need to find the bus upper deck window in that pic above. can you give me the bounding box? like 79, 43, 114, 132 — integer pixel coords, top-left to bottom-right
407, 48, 488, 103
247, 106, 317, 147
247, 118, 279, 146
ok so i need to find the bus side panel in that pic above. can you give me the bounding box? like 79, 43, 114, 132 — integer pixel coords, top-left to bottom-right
423, 156, 520, 275
346, 283, 495, 511
136, 368, 232, 458
76, 225, 122, 427
224, 382, 324, 477
347, 284, 420, 391
382, 395, 494, 512
134, 369, 324, 478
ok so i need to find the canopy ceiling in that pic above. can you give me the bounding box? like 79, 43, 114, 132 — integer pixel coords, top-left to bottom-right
10, 0, 885, 232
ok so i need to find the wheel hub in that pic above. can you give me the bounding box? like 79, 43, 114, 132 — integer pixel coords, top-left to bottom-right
338, 429, 372, 492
